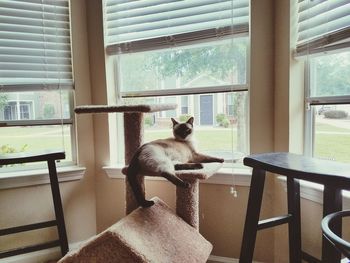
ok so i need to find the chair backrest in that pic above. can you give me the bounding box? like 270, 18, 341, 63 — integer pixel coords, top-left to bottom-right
322, 210, 350, 259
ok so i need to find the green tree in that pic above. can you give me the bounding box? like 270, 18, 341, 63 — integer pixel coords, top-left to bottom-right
313, 52, 350, 97
146, 39, 248, 153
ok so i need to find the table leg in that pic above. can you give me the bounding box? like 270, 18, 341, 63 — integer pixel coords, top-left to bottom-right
239, 169, 266, 263
287, 177, 302, 263
322, 186, 342, 263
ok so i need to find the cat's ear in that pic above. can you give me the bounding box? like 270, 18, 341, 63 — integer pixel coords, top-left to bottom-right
171, 118, 178, 126
187, 117, 194, 126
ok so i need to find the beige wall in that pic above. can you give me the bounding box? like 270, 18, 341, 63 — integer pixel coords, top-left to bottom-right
0, 0, 97, 259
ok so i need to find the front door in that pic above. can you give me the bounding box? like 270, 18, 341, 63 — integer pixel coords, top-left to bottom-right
200, 95, 213, 125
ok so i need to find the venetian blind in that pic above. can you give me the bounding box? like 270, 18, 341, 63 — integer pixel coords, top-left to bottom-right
296, 0, 350, 56
104, 0, 249, 54
0, 0, 73, 90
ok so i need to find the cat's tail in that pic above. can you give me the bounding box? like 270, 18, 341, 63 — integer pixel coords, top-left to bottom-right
127, 147, 155, 208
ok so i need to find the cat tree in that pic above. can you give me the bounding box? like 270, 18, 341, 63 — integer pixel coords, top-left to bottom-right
58, 104, 222, 262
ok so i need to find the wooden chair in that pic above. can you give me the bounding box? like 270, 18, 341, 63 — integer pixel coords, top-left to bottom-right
322, 210, 350, 259
0, 151, 68, 259
239, 152, 350, 263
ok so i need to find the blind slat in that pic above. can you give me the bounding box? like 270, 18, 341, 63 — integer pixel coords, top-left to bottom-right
0, 0, 73, 88
104, 0, 249, 53
296, 0, 350, 56
0, 55, 71, 64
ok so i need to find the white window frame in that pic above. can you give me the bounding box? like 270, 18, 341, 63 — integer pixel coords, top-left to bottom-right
104, 0, 251, 168
304, 51, 350, 159
0, 0, 77, 168
110, 38, 250, 166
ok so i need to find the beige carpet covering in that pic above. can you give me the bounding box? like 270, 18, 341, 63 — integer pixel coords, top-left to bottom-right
58, 197, 212, 263
74, 104, 177, 114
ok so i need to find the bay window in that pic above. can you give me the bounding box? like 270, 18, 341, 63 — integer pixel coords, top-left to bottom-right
104, 0, 250, 167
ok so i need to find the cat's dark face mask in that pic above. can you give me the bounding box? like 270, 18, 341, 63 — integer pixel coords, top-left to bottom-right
174, 123, 193, 140
171, 117, 194, 141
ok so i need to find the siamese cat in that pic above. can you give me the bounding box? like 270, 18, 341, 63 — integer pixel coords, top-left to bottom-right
126, 117, 224, 208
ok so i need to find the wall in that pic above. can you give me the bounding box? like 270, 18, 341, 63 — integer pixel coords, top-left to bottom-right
0, 0, 97, 261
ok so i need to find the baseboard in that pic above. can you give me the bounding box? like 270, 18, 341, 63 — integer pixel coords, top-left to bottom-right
1, 241, 83, 263
208, 255, 239, 263
208, 255, 263, 263
1, 245, 263, 263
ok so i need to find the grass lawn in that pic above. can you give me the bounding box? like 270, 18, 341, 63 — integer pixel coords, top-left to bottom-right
314, 121, 350, 163
0, 126, 72, 162
0, 121, 349, 165
144, 128, 238, 151
315, 122, 350, 133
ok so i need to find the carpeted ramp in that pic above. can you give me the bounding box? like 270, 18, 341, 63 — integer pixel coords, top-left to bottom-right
58, 197, 212, 263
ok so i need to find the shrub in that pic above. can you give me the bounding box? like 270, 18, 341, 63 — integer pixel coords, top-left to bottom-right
144, 115, 154, 127
324, 110, 348, 119
216, 114, 230, 128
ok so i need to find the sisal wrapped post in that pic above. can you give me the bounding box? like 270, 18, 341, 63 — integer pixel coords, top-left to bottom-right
176, 178, 199, 229
124, 112, 144, 215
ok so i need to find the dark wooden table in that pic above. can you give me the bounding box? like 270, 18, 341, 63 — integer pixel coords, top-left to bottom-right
0, 151, 68, 259
239, 152, 350, 263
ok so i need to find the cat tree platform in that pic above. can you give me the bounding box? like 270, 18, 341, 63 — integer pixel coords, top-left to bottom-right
58, 197, 212, 263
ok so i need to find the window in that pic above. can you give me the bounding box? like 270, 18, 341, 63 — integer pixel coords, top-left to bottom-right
0, 0, 75, 166
297, 0, 350, 163
104, 0, 250, 166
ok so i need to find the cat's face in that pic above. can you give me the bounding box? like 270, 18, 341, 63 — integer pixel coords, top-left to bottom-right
171, 117, 194, 141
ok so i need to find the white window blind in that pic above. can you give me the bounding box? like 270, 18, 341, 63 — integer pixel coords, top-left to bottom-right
104, 0, 249, 54
0, 0, 73, 91
296, 0, 350, 56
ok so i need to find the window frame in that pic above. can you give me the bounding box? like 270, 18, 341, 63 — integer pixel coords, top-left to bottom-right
110, 38, 250, 166
104, 0, 251, 166
0, 0, 77, 168
304, 51, 350, 160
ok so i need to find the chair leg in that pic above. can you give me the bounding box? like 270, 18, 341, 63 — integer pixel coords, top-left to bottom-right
239, 168, 266, 263
287, 177, 302, 263
322, 186, 342, 263
48, 159, 69, 256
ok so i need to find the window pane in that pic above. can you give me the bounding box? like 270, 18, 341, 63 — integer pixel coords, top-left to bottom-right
123, 91, 248, 165
119, 38, 248, 94
310, 51, 350, 97
0, 125, 73, 163
0, 91, 71, 121
313, 104, 350, 163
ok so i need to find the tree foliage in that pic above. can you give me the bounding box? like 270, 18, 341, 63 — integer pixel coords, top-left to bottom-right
313, 52, 350, 97
147, 39, 247, 82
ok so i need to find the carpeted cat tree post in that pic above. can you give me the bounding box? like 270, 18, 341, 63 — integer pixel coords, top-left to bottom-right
58, 104, 222, 262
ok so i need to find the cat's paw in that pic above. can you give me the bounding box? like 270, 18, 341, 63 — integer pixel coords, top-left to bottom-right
217, 158, 225, 163
141, 200, 155, 208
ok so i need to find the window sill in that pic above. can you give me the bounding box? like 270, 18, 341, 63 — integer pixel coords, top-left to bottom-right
0, 166, 86, 190
277, 176, 350, 204
103, 165, 252, 186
